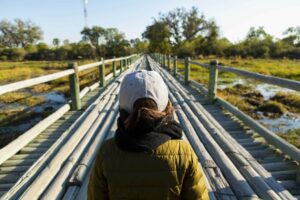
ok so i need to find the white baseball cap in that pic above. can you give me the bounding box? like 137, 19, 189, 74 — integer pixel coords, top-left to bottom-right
119, 70, 169, 114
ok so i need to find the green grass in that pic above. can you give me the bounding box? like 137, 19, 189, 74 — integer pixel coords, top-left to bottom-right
196, 58, 300, 81
271, 92, 300, 113
0, 60, 95, 84
278, 129, 300, 149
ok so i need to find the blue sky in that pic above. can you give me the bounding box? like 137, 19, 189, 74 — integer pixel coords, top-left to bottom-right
1, 0, 299, 44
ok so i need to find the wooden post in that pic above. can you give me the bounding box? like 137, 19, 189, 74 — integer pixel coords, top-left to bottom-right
68, 62, 81, 110
120, 60, 123, 73
167, 55, 171, 71
99, 58, 105, 87
297, 167, 300, 183
173, 56, 177, 76
159, 54, 163, 67
207, 59, 219, 103
112, 57, 116, 77
184, 57, 190, 85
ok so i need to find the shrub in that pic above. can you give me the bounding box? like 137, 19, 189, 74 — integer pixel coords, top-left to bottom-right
258, 101, 287, 116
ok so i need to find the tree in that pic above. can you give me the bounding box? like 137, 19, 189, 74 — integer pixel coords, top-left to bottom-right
81, 26, 107, 58
52, 38, 60, 47
0, 19, 42, 48
282, 27, 300, 46
130, 38, 149, 53
182, 7, 207, 41
143, 21, 172, 54
105, 28, 129, 57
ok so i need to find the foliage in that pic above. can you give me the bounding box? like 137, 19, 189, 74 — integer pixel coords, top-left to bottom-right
143, 21, 172, 54
278, 128, 300, 148
0, 19, 43, 48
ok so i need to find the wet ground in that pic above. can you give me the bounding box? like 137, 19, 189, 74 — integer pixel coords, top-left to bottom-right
0, 91, 66, 134
218, 78, 300, 133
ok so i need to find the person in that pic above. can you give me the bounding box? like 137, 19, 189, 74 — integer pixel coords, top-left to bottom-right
88, 70, 209, 200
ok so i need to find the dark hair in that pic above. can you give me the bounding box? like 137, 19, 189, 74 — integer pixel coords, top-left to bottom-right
120, 98, 174, 134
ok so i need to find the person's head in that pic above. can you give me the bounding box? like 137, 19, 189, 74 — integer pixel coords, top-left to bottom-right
119, 70, 173, 133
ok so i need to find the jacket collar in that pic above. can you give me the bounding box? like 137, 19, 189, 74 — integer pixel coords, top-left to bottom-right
115, 115, 182, 152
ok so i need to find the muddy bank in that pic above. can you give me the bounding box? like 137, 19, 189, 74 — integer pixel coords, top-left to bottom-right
0, 91, 66, 148
218, 79, 300, 134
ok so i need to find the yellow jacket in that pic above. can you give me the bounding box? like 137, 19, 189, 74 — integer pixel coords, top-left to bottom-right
88, 138, 209, 200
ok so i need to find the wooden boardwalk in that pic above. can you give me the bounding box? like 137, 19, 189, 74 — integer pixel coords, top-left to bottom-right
0, 55, 299, 199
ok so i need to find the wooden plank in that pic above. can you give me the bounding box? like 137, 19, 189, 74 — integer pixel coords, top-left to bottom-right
10, 153, 43, 160
216, 97, 300, 162
0, 105, 70, 166
271, 170, 297, 180
31, 138, 56, 143
27, 142, 53, 148
152, 57, 293, 199
19, 147, 48, 154
262, 162, 297, 171
0, 166, 30, 174
189, 60, 300, 92
0, 174, 23, 183
1, 159, 36, 167
0, 69, 74, 96
257, 156, 285, 164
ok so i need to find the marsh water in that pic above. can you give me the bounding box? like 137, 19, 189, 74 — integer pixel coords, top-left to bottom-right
1, 78, 298, 136
0, 91, 66, 133
218, 78, 300, 133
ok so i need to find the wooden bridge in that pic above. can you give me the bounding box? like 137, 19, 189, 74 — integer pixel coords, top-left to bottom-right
0, 54, 299, 200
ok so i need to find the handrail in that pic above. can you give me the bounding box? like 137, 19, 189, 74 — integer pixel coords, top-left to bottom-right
0, 54, 137, 96
152, 53, 300, 163
189, 60, 300, 92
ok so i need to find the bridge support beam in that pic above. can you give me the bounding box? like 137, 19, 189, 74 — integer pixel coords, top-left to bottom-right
112, 57, 116, 77
184, 57, 190, 85
167, 55, 171, 71
68, 62, 81, 110
297, 167, 300, 183
173, 56, 177, 76
120, 60, 123, 73
207, 59, 219, 103
99, 58, 105, 87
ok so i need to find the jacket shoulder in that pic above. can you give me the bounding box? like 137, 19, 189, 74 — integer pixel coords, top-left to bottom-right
153, 139, 194, 156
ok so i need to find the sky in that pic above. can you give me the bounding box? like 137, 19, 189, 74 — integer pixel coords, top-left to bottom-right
0, 0, 300, 44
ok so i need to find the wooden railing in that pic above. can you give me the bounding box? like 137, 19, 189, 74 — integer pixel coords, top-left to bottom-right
0, 54, 139, 166
152, 53, 300, 164
0, 54, 139, 110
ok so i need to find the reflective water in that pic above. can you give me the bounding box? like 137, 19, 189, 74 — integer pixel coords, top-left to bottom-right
218, 78, 300, 133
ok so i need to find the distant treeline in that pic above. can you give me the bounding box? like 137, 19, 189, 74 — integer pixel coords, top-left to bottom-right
1, 8, 300, 61
143, 7, 300, 59
0, 19, 147, 61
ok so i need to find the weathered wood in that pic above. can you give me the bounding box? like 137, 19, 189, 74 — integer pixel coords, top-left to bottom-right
207, 60, 219, 103
216, 97, 300, 163
99, 58, 105, 87
68, 62, 82, 110
150, 56, 295, 199
0, 166, 30, 174
173, 56, 177, 76
14, 66, 133, 200
112, 56, 116, 77
0, 104, 70, 166
190, 59, 300, 92
151, 60, 259, 199
42, 98, 119, 199
262, 162, 296, 171
184, 57, 190, 85
1, 159, 36, 167
167, 55, 171, 71
0, 54, 137, 97
271, 170, 297, 180
0, 69, 74, 96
